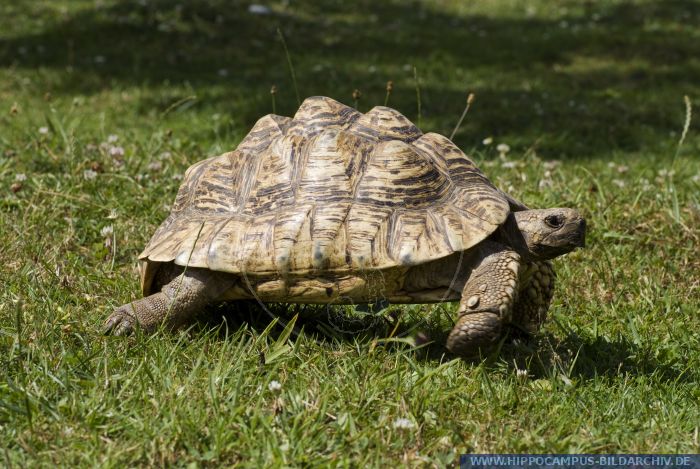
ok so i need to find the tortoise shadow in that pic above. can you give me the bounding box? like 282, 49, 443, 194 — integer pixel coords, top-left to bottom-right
197, 300, 455, 359
197, 302, 694, 384
497, 331, 697, 385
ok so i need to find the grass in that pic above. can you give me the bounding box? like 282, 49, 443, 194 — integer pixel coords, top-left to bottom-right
1, 0, 699, 466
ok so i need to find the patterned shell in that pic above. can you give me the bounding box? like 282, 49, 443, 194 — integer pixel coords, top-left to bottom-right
139, 96, 511, 290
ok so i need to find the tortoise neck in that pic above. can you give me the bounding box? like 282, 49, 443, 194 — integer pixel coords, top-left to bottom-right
497, 213, 536, 262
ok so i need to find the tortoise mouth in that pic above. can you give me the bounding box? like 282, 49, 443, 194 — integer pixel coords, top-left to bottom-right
560, 218, 586, 250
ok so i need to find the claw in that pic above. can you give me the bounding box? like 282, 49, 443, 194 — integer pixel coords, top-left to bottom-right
104, 307, 136, 336
103, 317, 117, 335
113, 319, 134, 336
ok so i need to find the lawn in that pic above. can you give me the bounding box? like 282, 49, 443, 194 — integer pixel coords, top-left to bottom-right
1, 0, 699, 466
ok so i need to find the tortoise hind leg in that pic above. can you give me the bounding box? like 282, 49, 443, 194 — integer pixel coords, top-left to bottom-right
104, 267, 234, 335
446, 242, 521, 357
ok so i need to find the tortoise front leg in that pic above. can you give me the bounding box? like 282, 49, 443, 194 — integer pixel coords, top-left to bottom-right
511, 261, 555, 335
446, 242, 521, 356
104, 267, 233, 335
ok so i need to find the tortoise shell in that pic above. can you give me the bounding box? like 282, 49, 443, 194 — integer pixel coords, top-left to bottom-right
139, 97, 512, 294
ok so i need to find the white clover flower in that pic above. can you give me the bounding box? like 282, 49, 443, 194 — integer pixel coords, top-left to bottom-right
107, 134, 119, 143
392, 417, 415, 430
482, 137, 493, 145
496, 143, 510, 154
501, 161, 517, 169
248, 4, 271, 15
147, 161, 163, 171
218, 68, 229, 77
612, 179, 626, 188
172, 174, 183, 180
15, 173, 27, 182
538, 179, 553, 189
94, 55, 106, 64
268, 380, 282, 392
516, 368, 529, 380
616, 165, 629, 174
107, 209, 118, 219
109, 146, 125, 157
159, 151, 172, 160
692, 174, 700, 183
38, 126, 49, 135
83, 169, 98, 180
100, 225, 113, 237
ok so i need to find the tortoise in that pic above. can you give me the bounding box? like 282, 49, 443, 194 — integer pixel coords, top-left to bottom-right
105, 96, 585, 356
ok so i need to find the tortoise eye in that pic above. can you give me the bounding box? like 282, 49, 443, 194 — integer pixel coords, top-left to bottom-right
545, 214, 564, 228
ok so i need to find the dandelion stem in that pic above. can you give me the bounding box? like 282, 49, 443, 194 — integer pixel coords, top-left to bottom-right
667, 95, 692, 224
384, 80, 393, 107
270, 85, 277, 114
352, 89, 361, 110
277, 28, 301, 107
450, 92, 475, 140
672, 95, 692, 168
413, 66, 422, 127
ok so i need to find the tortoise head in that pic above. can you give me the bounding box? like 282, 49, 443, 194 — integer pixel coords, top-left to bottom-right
504, 208, 586, 261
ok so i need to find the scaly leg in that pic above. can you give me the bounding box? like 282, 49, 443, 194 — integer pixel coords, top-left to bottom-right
511, 261, 555, 334
446, 242, 521, 356
104, 267, 233, 335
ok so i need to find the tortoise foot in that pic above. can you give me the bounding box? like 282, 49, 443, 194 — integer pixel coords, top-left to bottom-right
446, 312, 503, 356
104, 305, 137, 336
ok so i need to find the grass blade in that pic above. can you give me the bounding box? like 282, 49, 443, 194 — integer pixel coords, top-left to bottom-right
277, 27, 301, 106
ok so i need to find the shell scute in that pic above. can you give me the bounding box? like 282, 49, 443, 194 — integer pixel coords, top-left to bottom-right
139, 97, 512, 288
348, 106, 422, 142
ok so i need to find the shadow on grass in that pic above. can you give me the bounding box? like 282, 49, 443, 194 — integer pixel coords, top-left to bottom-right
196, 300, 455, 359
2, 0, 699, 156
195, 301, 695, 384
512, 331, 698, 385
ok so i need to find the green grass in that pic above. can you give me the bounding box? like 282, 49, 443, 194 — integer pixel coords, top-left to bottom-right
1, 0, 700, 466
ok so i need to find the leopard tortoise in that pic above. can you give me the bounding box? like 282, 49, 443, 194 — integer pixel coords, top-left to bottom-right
105, 96, 585, 356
